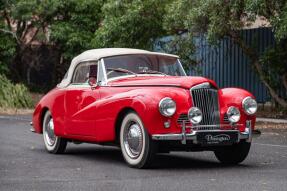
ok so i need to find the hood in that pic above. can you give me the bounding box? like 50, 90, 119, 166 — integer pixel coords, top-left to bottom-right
108, 76, 218, 89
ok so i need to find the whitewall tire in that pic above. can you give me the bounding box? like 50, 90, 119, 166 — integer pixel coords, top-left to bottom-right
43, 111, 67, 154
120, 112, 157, 168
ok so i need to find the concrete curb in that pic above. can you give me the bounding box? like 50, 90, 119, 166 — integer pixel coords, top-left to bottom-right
0, 115, 31, 122
257, 117, 287, 124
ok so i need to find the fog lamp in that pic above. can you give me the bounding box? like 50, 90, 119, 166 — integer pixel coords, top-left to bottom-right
227, 106, 240, 123
188, 107, 202, 124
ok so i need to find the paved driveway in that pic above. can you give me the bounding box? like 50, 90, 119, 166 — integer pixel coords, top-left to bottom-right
0, 116, 287, 191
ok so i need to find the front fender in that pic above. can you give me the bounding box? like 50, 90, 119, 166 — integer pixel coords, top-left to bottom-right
32, 88, 66, 134
94, 87, 190, 142
92, 91, 155, 141
219, 88, 256, 131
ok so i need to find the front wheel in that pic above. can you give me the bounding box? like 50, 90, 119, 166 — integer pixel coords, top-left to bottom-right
43, 111, 67, 154
214, 141, 251, 165
120, 112, 157, 168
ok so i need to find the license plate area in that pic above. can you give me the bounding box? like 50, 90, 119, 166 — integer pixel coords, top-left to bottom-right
196, 131, 239, 145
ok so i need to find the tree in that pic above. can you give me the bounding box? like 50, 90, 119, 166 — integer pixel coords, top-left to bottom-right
93, 0, 168, 50
0, 0, 104, 85
0, 0, 60, 82
165, 0, 287, 108
162, 0, 196, 69
0, 27, 15, 75
49, 0, 104, 82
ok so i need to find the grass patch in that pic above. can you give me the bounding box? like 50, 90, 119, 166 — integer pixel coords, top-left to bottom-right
0, 74, 33, 108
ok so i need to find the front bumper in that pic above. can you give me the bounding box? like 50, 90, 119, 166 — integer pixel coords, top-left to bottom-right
152, 120, 261, 144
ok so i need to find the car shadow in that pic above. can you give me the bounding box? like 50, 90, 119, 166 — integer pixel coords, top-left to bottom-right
152, 154, 251, 170
61, 145, 253, 170
64, 145, 126, 166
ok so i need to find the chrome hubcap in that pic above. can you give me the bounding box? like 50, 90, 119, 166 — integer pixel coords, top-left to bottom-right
44, 118, 56, 146
123, 122, 143, 159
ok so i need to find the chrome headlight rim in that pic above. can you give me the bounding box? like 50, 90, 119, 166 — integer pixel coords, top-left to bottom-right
159, 97, 176, 117
227, 106, 241, 123
188, 107, 203, 125
242, 96, 257, 115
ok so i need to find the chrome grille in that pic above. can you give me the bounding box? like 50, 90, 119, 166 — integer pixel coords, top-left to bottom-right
190, 87, 220, 126
192, 125, 222, 131
177, 113, 222, 130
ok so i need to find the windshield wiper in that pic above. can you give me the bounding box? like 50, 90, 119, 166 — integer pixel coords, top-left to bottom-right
106, 68, 137, 75
137, 70, 167, 76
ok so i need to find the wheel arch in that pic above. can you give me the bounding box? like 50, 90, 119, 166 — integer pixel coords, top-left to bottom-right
114, 107, 136, 144
39, 107, 50, 133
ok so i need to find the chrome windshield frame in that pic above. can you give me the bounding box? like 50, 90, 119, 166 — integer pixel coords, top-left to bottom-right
98, 58, 108, 86
177, 59, 187, 76
98, 56, 187, 86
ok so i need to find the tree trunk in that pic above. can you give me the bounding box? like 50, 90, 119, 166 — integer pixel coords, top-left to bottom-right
10, 45, 24, 82
282, 73, 287, 95
26, 67, 31, 85
228, 31, 287, 108
253, 60, 287, 108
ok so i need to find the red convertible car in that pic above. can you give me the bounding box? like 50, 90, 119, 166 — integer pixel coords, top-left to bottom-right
31, 48, 260, 168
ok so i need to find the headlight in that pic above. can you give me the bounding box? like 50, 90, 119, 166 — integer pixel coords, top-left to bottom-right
188, 107, 202, 124
159, 97, 176, 117
227, 106, 240, 123
242, 97, 257, 115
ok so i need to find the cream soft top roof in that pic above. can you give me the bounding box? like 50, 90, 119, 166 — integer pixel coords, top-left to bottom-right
58, 48, 179, 87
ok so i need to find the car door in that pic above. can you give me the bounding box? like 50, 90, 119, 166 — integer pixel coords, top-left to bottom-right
64, 61, 100, 136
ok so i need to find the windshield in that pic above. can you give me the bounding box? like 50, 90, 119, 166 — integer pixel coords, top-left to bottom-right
103, 54, 186, 79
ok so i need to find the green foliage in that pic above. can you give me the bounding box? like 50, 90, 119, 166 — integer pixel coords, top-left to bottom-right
163, 0, 193, 34
0, 2, 16, 75
92, 0, 197, 68
1, 0, 105, 87
0, 0, 285, 106
156, 34, 195, 70
244, 0, 287, 41
93, 0, 167, 50
161, 0, 197, 69
0, 33, 16, 75
50, 0, 104, 60
176, 0, 287, 106
0, 74, 33, 108
187, 0, 246, 44
260, 42, 287, 89
182, 0, 287, 44
271, 4, 287, 40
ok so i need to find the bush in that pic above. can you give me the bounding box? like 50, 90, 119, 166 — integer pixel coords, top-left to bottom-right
0, 74, 33, 108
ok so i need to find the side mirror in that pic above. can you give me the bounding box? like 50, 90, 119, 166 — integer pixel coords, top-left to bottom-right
88, 77, 97, 89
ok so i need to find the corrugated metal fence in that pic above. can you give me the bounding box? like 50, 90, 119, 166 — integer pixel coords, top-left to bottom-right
155, 27, 275, 103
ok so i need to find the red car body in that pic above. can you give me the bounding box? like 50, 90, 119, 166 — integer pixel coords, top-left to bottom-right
32, 48, 260, 168
32, 76, 255, 142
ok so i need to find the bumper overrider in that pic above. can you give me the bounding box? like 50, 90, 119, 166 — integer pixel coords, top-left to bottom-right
152, 120, 261, 144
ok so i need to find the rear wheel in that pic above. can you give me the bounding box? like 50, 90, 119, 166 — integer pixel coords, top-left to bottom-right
214, 141, 251, 165
43, 111, 67, 154
120, 112, 157, 168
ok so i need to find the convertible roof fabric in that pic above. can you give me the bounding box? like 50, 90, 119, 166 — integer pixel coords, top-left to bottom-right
58, 48, 178, 87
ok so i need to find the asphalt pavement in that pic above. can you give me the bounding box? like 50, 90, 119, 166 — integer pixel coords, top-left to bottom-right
0, 115, 287, 191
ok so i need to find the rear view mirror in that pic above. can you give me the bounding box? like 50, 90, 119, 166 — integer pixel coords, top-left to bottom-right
88, 77, 97, 88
